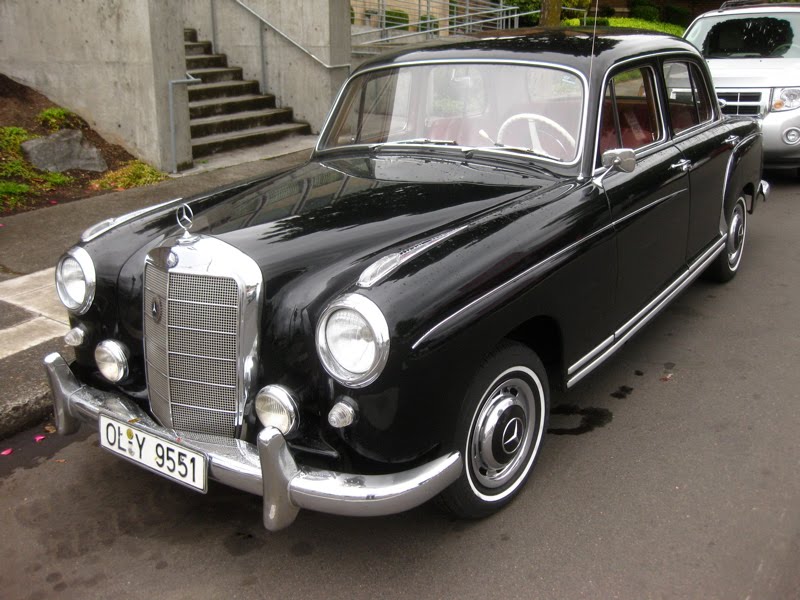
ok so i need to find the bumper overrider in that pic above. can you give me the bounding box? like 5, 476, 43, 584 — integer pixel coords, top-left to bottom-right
44, 352, 462, 531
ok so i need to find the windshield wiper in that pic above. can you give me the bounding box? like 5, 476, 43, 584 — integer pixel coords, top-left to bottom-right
371, 138, 460, 150
468, 144, 560, 162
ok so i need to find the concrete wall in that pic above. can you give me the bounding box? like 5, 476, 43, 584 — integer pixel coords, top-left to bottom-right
183, 0, 351, 132
0, 0, 192, 171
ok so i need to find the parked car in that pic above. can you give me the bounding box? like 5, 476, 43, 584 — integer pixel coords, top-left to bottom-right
684, 1, 800, 172
45, 30, 767, 531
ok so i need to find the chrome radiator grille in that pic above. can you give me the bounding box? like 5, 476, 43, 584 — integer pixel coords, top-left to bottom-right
144, 264, 241, 437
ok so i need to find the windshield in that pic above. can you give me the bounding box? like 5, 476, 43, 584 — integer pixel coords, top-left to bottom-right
318, 63, 585, 163
686, 12, 800, 58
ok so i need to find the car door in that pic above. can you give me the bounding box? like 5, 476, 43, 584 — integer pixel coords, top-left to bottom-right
597, 62, 692, 327
662, 58, 735, 261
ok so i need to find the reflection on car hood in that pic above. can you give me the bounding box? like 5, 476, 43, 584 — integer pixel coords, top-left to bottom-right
707, 58, 800, 88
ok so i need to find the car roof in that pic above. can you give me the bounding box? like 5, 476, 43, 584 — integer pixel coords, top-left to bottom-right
352, 29, 699, 79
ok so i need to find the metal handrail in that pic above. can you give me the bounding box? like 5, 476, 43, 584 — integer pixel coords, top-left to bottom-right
352, 5, 519, 40
232, 0, 350, 71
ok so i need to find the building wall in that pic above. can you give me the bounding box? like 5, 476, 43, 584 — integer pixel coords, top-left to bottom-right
182, 0, 351, 133
0, 0, 192, 171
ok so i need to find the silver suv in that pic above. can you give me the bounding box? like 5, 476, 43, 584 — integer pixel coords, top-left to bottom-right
685, 1, 800, 171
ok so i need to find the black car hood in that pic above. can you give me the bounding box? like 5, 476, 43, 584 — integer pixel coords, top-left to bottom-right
111, 154, 561, 345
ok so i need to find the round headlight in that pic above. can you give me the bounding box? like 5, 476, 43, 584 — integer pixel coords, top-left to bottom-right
55, 247, 96, 314
772, 88, 800, 112
255, 385, 298, 435
316, 294, 389, 388
95, 340, 129, 383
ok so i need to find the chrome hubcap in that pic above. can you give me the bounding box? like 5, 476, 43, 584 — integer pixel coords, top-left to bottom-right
470, 376, 536, 489
727, 199, 746, 269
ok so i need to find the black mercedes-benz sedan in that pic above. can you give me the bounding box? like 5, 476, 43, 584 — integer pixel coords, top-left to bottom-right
45, 30, 767, 530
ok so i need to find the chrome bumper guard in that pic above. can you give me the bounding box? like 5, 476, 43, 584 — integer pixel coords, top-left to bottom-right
44, 352, 462, 531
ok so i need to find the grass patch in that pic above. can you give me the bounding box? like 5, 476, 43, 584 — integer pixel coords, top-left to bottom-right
89, 160, 167, 190
36, 107, 79, 131
0, 125, 74, 211
562, 17, 685, 36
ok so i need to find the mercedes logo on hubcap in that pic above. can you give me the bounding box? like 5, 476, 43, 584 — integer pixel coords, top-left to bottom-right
501, 416, 524, 454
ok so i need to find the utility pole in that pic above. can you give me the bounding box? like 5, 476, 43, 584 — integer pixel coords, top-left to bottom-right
540, 0, 562, 26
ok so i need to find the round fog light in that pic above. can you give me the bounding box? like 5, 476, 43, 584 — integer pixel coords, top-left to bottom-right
783, 127, 800, 145
95, 340, 129, 383
255, 386, 298, 435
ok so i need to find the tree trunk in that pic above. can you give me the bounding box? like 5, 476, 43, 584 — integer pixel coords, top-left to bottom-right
540, 0, 562, 27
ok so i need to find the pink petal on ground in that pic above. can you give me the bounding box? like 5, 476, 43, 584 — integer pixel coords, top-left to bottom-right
1, 448, 12, 456
49, 200, 58, 205
34, 435, 46, 443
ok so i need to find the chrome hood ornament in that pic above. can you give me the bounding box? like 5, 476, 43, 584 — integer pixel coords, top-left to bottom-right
176, 203, 198, 244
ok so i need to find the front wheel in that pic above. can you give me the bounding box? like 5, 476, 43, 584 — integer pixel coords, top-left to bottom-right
438, 341, 549, 518
706, 195, 747, 283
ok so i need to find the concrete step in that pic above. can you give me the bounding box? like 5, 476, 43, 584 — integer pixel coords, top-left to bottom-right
186, 54, 228, 70
188, 80, 260, 102
184, 28, 198, 43
190, 108, 295, 138
189, 94, 277, 119
185, 41, 212, 56
187, 66, 243, 84
192, 123, 312, 158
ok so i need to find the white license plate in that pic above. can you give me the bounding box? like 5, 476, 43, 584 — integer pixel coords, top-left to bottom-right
99, 414, 208, 492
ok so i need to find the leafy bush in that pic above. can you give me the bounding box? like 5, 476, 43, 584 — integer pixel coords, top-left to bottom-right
0, 126, 34, 157
42, 172, 73, 188
662, 5, 691, 27
0, 158, 37, 180
599, 5, 616, 17
36, 107, 78, 131
630, 5, 660, 22
561, 16, 684, 35
577, 17, 611, 26
385, 9, 409, 30
90, 160, 167, 190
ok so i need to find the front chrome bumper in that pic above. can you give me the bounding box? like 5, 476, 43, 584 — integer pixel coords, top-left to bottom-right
44, 352, 462, 531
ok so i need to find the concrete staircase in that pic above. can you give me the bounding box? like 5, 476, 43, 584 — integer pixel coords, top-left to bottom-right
184, 28, 311, 159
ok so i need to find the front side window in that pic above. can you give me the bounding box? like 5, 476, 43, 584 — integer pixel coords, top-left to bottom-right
663, 61, 714, 134
319, 63, 585, 163
686, 13, 800, 58
598, 66, 662, 160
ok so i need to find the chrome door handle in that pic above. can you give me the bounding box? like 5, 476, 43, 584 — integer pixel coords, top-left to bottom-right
724, 134, 740, 145
670, 159, 691, 172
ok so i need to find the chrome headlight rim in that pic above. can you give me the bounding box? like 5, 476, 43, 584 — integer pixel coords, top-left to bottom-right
55, 246, 96, 315
316, 293, 390, 388
94, 340, 129, 383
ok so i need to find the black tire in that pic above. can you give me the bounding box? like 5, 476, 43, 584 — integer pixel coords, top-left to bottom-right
706, 195, 747, 283
438, 341, 549, 519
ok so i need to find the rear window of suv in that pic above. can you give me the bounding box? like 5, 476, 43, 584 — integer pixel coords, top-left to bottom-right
685, 12, 800, 58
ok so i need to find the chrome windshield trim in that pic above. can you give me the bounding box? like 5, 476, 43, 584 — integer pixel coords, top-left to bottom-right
412, 220, 616, 350
358, 226, 468, 288
567, 235, 726, 387
315, 58, 589, 169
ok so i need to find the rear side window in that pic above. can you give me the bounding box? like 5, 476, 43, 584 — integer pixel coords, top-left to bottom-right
598, 66, 663, 161
663, 61, 714, 134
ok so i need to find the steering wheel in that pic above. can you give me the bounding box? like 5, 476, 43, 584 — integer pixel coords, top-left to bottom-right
497, 113, 576, 159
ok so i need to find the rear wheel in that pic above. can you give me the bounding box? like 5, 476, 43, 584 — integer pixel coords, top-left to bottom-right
706, 195, 747, 283
438, 341, 549, 518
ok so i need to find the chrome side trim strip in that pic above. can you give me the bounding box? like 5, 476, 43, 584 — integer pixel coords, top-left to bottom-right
612, 189, 687, 228
412, 221, 616, 350
567, 236, 726, 388
567, 335, 614, 376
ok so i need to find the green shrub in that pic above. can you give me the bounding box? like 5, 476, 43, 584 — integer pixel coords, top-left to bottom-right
609, 17, 685, 36
0, 126, 34, 157
580, 17, 610, 26
36, 107, 78, 131
630, 5, 660, 22
42, 172, 73, 188
599, 5, 616, 17
90, 160, 167, 190
662, 5, 691, 27
385, 9, 409, 30
0, 158, 37, 180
